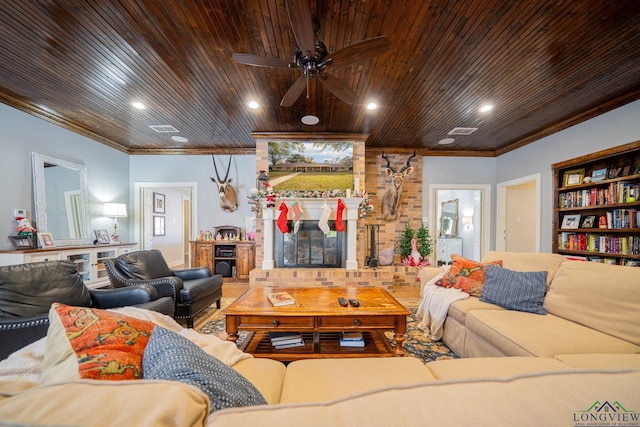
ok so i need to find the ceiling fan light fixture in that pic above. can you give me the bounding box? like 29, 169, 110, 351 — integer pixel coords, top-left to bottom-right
301, 115, 320, 125
438, 138, 455, 145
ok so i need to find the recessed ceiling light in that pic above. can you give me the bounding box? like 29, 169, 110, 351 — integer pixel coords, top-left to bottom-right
171, 136, 188, 143
479, 104, 494, 113
366, 102, 378, 110
248, 101, 259, 109
438, 138, 455, 145
301, 115, 319, 125
131, 101, 146, 109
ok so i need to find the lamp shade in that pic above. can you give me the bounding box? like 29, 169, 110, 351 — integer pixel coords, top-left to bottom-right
104, 203, 128, 217
462, 215, 472, 226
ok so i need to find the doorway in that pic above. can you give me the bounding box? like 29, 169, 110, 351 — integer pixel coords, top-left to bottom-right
496, 174, 540, 252
133, 182, 198, 268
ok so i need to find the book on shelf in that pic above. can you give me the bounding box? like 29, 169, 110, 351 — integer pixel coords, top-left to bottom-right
269, 332, 303, 346
339, 332, 365, 347
267, 291, 295, 307
272, 339, 305, 349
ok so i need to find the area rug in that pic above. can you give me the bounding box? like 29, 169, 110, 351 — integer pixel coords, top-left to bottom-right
195, 297, 458, 365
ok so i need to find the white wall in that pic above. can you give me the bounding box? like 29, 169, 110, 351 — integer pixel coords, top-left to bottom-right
0, 104, 130, 250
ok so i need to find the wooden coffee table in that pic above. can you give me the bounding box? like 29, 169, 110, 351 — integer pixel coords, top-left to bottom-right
223, 287, 410, 361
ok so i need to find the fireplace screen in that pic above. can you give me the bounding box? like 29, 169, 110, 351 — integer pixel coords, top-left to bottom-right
275, 221, 345, 268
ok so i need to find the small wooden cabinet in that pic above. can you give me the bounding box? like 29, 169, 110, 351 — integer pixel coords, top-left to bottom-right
190, 240, 255, 280
0, 243, 137, 288
437, 237, 462, 266
552, 140, 640, 266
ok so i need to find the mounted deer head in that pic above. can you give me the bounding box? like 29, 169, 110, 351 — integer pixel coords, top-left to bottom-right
381, 150, 415, 221
210, 155, 238, 212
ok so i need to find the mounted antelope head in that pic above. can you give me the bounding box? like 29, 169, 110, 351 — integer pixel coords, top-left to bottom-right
210, 155, 238, 212
381, 150, 415, 221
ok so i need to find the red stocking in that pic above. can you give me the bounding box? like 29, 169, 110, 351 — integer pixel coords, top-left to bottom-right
336, 198, 346, 232
277, 202, 289, 233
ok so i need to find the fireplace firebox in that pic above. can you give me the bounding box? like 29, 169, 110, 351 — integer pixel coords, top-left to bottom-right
274, 220, 345, 268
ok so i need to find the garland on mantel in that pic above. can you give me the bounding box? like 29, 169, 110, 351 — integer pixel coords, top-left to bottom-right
247, 183, 373, 218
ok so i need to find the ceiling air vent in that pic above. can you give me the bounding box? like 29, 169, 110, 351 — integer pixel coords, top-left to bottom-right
149, 125, 179, 133
448, 127, 478, 136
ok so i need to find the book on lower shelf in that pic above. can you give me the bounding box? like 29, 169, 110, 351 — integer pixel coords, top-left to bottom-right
269, 332, 303, 346
272, 340, 305, 349
339, 332, 365, 347
267, 291, 295, 307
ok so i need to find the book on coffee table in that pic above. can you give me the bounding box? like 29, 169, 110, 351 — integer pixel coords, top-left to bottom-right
267, 291, 295, 306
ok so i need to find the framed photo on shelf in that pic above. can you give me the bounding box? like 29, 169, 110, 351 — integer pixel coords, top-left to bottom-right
581, 215, 596, 229
94, 229, 110, 244
153, 192, 166, 214
561, 214, 581, 230
562, 168, 585, 187
591, 168, 607, 182
37, 232, 56, 248
9, 235, 35, 249
153, 216, 165, 236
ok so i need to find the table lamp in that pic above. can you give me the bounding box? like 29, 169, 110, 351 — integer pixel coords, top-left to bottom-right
104, 203, 127, 243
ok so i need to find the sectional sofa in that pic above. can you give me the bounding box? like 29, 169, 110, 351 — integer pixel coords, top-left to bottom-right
0, 252, 638, 426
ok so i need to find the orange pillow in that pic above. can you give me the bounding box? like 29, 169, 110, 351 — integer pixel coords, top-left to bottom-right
439, 254, 503, 297
51, 303, 156, 380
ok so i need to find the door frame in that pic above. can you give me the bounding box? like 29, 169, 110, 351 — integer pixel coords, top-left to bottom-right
496, 173, 541, 252
133, 182, 198, 255
428, 184, 491, 264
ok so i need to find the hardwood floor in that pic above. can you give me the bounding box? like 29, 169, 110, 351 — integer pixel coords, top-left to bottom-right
222, 281, 421, 299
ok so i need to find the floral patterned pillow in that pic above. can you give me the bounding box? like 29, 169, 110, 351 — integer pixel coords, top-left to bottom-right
438, 254, 503, 297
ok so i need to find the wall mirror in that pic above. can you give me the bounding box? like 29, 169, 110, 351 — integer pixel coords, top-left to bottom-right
440, 199, 459, 237
32, 152, 91, 246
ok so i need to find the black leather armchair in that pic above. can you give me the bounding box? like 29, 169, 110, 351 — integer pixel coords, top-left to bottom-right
0, 260, 174, 360
104, 249, 223, 328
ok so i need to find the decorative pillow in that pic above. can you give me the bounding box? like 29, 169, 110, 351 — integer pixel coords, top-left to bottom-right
143, 326, 267, 413
42, 303, 156, 384
117, 249, 172, 280
480, 265, 548, 315
437, 254, 503, 297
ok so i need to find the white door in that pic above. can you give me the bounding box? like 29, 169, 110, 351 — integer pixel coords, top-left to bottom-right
497, 174, 540, 252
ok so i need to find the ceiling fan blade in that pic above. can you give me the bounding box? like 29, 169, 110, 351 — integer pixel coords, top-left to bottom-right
232, 53, 292, 68
280, 75, 308, 107
319, 74, 359, 104
326, 36, 390, 67
286, 0, 316, 55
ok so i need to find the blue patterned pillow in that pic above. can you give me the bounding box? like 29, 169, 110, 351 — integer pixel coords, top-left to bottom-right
142, 327, 266, 413
480, 265, 547, 315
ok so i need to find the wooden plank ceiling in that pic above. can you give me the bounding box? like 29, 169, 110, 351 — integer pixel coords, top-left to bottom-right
0, 0, 639, 156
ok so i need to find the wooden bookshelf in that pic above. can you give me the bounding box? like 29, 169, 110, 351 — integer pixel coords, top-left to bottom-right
552, 140, 640, 267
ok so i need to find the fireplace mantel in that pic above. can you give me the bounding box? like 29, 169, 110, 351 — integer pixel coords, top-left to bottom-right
261, 198, 363, 270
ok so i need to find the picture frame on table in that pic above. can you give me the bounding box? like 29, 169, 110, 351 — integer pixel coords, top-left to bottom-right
37, 232, 56, 248
153, 192, 166, 214
591, 168, 607, 182
153, 216, 165, 236
581, 215, 596, 229
94, 229, 110, 244
562, 168, 585, 187
561, 214, 581, 230
9, 235, 35, 250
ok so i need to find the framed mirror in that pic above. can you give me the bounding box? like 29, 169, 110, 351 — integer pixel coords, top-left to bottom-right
440, 199, 459, 237
32, 152, 91, 246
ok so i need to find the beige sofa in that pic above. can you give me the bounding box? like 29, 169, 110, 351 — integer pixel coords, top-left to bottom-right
1, 252, 639, 426
420, 251, 640, 358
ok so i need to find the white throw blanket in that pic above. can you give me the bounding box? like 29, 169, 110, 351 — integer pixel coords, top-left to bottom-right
416, 273, 469, 340
0, 306, 251, 384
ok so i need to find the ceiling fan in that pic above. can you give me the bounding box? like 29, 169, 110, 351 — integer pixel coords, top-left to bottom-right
232, 0, 390, 107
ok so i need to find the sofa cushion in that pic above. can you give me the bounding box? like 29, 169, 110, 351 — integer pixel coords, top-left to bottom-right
438, 254, 502, 297
42, 303, 156, 384
279, 357, 435, 404
117, 249, 172, 280
554, 353, 640, 370
481, 251, 564, 287
0, 260, 91, 317
465, 310, 640, 357
209, 370, 640, 427
231, 358, 287, 405
0, 379, 210, 427
143, 326, 267, 413
544, 260, 640, 346
426, 356, 568, 380
480, 265, 547, 314
447, 297, 504, 325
